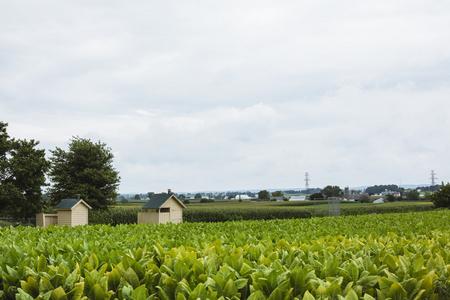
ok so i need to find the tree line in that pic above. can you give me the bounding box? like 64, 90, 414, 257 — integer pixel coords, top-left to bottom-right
0, 122, 120, 218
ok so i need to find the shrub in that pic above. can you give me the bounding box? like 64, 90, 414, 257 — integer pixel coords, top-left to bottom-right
430, 182, 450, 208
183, 199, 190, 204
200, 198, 214, 203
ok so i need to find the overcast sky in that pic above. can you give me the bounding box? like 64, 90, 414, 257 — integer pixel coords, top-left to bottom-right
1, 1, 449, 193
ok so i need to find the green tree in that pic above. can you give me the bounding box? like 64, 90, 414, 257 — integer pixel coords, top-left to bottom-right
0, 122, 50, 218
430, 182, 450, 208
385, 193, 396, 202
321, 185, 343, 198
406, 189, 420, 201
48, 137, 120, 210
134, 194, 140, 200
194, 193, 202, 199
258, 190, 270, 201
271, 191, 283, 197
309, 193, 324, 200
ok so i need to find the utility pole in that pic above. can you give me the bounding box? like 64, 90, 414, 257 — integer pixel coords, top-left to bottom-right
305, 172, 310, 194
430, 170, 438, 186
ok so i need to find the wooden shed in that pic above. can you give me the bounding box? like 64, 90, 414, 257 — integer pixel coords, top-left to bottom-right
138, 192, 186, 224
54, 198, 92, 226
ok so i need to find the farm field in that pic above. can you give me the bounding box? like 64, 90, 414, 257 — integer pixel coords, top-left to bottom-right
1, 210, 449, 299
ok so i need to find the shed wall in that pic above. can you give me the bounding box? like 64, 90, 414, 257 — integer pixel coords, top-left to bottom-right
161, 197, 184, 223
58, 210, 72, 226
72, 204, 89, 225
138, 212, 160, 224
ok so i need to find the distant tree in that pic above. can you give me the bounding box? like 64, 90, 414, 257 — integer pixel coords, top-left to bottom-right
120, 198, 129, 204
271, 191, 283, 197
430, 182, 450, 208
147, 192, 154, 199
0, 122, 50, 218
178, 194, 186, 200
194, 193, 202, 199
359, 194, 371, 203
406, 189, 420, 201
385, 194, 396, 203
183, 199, 190, 205
134, 194, 140, 200
309, 193, 324, 200
258, 190, 270, 201
48, 137, 120, 210
365, 184, 399, 196
321, 185, 343, 198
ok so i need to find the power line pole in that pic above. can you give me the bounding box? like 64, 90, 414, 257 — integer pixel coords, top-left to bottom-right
430, 170, 438, 185
305, 172, 310, 193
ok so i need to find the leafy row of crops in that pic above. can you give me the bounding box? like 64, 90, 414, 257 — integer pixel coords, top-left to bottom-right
1, 210, 449, 299
90, 202, 434, 225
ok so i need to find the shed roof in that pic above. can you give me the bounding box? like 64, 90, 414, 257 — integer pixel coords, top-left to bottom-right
142, 193, 186, 209
54, 198, 92, 210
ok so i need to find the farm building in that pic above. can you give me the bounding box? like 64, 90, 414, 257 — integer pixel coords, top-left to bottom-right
36, 198, 92, 227
289, 196, 306, 201
138, 191, 186, 224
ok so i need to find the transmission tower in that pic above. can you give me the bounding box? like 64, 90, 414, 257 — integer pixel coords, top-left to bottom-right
430, 170, 438, 185
305, 172, 310, 193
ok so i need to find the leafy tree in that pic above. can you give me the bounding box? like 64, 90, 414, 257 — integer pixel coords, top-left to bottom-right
134, 194, 140, 200
385, 194, 396, 202
430, 182, 450, 208
178, 194, 186, 200
359, 194, 371, 203
147, 192, 154, 199
271, 190, 283, 197
321, 185, 343, 198
309, 193, 324, 200
194, 193, 202, 199
258, 190, 270, 201
183, 199, 190, 204
0, 122, 50, 218
48, 137, 120, 210
365, 184, 399, 195
406, 189, 420, 201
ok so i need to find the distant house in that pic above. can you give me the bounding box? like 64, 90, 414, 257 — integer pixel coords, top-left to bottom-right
138, 191, 186, 224
37, 198, 92, 227
289, 196, 306, 201
235, 194, 251, 200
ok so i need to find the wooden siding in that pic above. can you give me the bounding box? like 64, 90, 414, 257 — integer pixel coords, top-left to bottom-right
72, 204, 89, 226
138, 212, 160, 224
58, 210, 72, 226
36, 213, 58, 227
170, 210, 183, 224
159, 212, 171, 224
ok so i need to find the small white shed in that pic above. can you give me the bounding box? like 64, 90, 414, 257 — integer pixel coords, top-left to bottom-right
37, 198, 92, 227
138, 192, 186, 224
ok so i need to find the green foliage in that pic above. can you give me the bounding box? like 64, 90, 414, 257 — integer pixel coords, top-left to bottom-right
200, 198, 214, 203
406, 189, 420, 201
0, 122, 50, 218
183, 199, 190, 205
89, 207, 139, 225
321, 185, 343, 198
194, 193, 202, 199
359, 194, 371, 203
258, 190, 270, 201
271, 190, 283, 197
365, 184, 399, 195
1, 211, 450, 299
430, 182, 450, 208
48, 137, 120, 210
384, 194, 396, 203
309, 193, 324, 200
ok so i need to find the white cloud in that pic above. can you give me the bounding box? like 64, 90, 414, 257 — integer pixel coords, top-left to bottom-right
1, 0, 450, 192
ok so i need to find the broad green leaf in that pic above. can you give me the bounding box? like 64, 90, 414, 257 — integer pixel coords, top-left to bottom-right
16, 288, 34, 300
50, 286, 68, 300
123, 268, 140, 289
66, 282, 84, 300
37, 254, 47, 273
302, 291, 315, 300
188, 283, 207, 300
131, 285, 149, 300
107, 268, 121, 291
88, 284, 106, 300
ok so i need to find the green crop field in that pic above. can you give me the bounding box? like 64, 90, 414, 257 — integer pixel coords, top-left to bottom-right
1, 210, 449, 299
